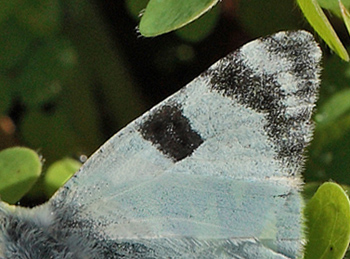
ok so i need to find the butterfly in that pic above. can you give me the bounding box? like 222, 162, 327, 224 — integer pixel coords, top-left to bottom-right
0, 30, 321, 259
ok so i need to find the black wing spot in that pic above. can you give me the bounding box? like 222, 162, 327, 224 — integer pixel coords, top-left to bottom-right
139, 104, 203, 162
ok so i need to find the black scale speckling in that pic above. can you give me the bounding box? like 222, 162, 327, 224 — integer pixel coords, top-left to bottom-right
206, 31, 319, 171
138, 105, 204, 162
0, 199, 157, 259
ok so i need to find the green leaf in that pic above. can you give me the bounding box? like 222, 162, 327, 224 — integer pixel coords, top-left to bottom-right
340, 1, 350, 36
297, 0, 349, 61
317, 0, 341, 16
304, 182, 350, 259
139, 0, 219, 37
303, 182, 323, 202
318, 0, 350, 17
175, 4, 219, 42
0, 147, 42, 204
44, 158, 81, 197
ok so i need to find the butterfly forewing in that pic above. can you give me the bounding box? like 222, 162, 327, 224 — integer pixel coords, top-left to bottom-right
50, 30, 321, 258
0, 30, 321, 259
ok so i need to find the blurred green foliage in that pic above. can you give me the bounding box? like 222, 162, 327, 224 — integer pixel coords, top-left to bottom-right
0, 0, 145, 201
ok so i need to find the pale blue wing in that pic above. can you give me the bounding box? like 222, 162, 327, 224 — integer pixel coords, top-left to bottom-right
0, 30, 321, 259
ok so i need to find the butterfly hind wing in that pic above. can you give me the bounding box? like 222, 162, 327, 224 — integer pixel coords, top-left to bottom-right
49, 30, 321, 258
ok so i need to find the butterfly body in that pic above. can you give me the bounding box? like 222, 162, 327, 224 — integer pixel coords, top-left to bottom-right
0, 31, 321, 259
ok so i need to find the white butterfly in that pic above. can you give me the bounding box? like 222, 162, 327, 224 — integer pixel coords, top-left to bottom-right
0, 30, 321, 259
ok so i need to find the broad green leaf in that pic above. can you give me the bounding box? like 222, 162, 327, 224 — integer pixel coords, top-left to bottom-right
139, 0, 219, 37
44, 158, 81, 197
304, 182, 350, 259
175, 5, 219, 42
0, 147, 42, 204
297, 0, 349, 61
303, 182, 350, 201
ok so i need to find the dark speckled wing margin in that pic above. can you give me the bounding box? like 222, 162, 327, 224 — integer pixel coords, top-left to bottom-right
0, 31, 321, 259
207, 31, 320, 174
